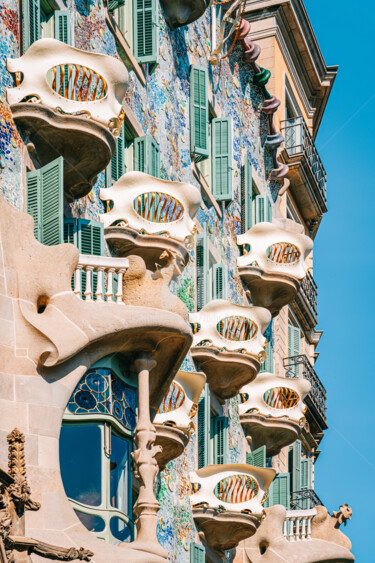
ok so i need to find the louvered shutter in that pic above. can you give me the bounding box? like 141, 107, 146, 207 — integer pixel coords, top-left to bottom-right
241, 158, 253, 233
133, 0, 158, 64
266, 196, 272, 222
150, 137, 160, 177
190, 66, 209, 160
212, 264, 227, 300
300, 458, 312, 509
196, 231, 209, 311
260, 340, 273, 373
73, 219, 104, 298
55, 10, 72, 44
134, 136, 146, 173
246, 445, 266, 467
63, 218, 77, 245
38, 157, 63, 246
190, 542, 205, 563
111, 124, 125, 182
23, 0, 40, 51
212, 117, 233, 201
255, 195, 272, 223
266, 473, 290, 509
108, 0, 125, 9
197, 385, 210, 468
288, 324, 301, 377
212, 417, 228, 465
289, 440, 302, 494
134, 136, 160, 177
26, 169, 41, 241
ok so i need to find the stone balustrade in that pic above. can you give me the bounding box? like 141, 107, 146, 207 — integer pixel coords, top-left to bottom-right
283, 509, 317, 541
74, 255, 129, 303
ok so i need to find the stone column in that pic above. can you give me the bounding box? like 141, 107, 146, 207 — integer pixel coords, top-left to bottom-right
128, 356, 166, 559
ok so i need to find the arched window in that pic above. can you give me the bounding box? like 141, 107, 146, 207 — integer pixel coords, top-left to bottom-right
59, 356, 137, 544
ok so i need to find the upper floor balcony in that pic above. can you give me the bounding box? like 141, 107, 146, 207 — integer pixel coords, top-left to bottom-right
100, 172, 201, 272
190, 464, 275, 556
237, 222, 313, 316
292, 270, 318, 331
283, 355, 327, 437
280, 116, 327, 233
154, 371, 206, 470
189, 301, 271, 400
238, 371, 311, 456
7, 39, 128, 199
290, 489, 324, 511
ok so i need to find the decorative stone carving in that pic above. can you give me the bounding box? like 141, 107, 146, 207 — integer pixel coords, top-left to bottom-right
159, 0, 210, 30
100, 172, 201, 271
311, 504, 353, 551
238, 372, 311, 456
237, 222, 313, 316
190, 300, 271, 399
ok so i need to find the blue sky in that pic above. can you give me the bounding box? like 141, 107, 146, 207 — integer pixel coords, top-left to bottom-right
303, 1, 375, 559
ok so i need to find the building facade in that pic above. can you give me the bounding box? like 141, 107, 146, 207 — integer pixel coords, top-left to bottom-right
0, 0, 354, 562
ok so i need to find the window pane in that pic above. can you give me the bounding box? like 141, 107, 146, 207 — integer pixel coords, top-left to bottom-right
74, 510, 106, 533
110, 433, 129, 513
110, 516, 132, 543
60, 425, 102, 507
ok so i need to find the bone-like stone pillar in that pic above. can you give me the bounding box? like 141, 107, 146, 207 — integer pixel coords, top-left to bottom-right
128, 357, 166, 559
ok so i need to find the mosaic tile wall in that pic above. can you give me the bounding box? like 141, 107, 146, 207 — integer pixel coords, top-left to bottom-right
0, 1, 279, 560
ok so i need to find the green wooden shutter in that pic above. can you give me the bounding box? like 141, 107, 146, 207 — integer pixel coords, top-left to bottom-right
212, 416, 228, 465
260, 340, 273, 373
190, 542, 205, 563
63, 218, 77, 245
266, 196, 272, 222
39, 157, 64, 246
246, 445, 266, 467
289, 440, 302, 494
265, 474, 290, 508
255, 195, 272, 223
288, 323, 301, 377
134, 136, 146, 173
241, 158, 253, 233
111, 124, 125, 182
300, 458, 312, 509
212, 117, 233, 201
150, 137, 160, 177
197, 384, 210, 469
78, 220, 104, 256
190, 66, 209, 160
55, 10, 72, 44
134, 136, 160, 177
26, 169, 41, 241
23, 0, 41, 51
212, 264, 227, 300
196, 231, 209, 311
133, 0, 157, 64
108, 0, 125, 9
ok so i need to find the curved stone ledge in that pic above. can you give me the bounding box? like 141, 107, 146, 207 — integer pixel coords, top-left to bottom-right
154, 424, 189, 471
240, 413, 301, 457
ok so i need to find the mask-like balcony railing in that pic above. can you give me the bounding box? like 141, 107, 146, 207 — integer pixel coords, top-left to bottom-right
290, 489, 324, 511
7, 39, 128, 199
238, 372, 311, 456
100, 172, 201, 272
280, 116, 327, 227
283, 355, 327, 431
189, 301, 271, 400
293, 270, 318, 330
154, 371, 206, 471
237, 223, 313, 316
190, 464, 275, 555
73, 255, 129, 303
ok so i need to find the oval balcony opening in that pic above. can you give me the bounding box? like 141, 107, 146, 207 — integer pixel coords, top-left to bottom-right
266, 242, 301, 264
214, 474, 259, 503
48, 64, 108, 102
133, 192, 184, 223
262, 387, 299, 409
217, 316, 258, 341
158, 381, 185, 414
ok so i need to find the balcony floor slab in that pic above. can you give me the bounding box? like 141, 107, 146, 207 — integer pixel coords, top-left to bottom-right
240, 413, 301, 457
154, 424, 189, 471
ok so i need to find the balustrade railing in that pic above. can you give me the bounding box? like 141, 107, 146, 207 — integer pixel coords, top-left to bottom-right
298, 270, 318, 322
280, 116, 326, 205
290, 489, 323, 511
283, 355, 327, 422
74, 255, 129, 303
283, 508, 316, 541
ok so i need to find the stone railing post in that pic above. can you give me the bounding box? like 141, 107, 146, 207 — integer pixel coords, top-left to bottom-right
128, 356, 166, 559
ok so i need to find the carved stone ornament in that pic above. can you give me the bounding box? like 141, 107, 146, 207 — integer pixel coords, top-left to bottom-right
0, 429, 93, 563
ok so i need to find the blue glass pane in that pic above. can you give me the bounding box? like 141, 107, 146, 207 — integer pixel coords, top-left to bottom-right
110, 433, 129, 513
60, 425, 102, 507
110, 516, 132, 542
74, 509, 105, 532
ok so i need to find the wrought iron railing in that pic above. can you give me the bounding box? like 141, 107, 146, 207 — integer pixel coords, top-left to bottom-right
290, 489, 324, 510
283, 355, 327, 422
281, 116, 326, 205
298, 270, 318, 322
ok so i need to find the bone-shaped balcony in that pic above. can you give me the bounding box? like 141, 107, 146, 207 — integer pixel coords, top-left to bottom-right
99, 172, 201, 271
7, 39, 128, 199
190, 464, 275, 556
238, 372, 311, 456
154, 371, 206, 470
237, 223, 313, 316
189, 301, 271, 400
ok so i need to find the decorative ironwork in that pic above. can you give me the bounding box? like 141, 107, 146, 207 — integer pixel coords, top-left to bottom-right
66, 368, 137, 431
283, 355, 327, 422
280, 116, 327, 205
298, 270, 318, 321
290, 489, 324, 510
